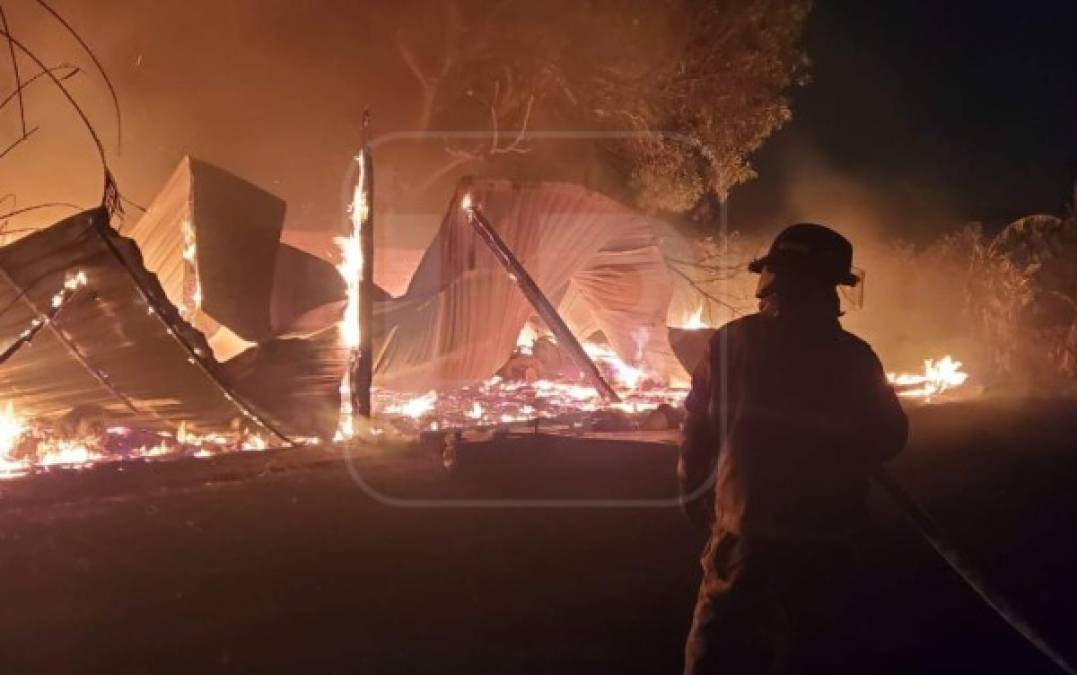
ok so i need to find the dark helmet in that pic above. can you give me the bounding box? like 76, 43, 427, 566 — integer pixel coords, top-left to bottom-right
748, 223, 859, 286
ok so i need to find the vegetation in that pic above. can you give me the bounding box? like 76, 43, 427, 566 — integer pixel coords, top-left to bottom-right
389, 0, 812, 217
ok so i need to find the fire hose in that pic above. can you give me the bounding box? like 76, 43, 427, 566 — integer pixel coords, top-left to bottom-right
873, 467, 1076, 674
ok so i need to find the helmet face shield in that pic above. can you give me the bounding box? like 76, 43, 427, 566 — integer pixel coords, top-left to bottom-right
838, 266, 866, 311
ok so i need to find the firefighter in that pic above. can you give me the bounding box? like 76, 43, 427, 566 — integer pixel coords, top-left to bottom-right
680, 223, 908, 674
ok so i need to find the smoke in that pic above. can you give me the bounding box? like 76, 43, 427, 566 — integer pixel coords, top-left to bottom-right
1, 2, 1063, 390
690, 133, 1007, 379
0, 0, 437, 243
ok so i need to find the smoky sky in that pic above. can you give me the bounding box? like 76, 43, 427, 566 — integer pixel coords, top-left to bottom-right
0, 0, 427, 243
1, 0, 1075, 246
731, 0, 1077, 239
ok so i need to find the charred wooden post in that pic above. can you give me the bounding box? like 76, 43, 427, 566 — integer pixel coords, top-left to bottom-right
463, 197, 621, 403
350, 111, 375, 418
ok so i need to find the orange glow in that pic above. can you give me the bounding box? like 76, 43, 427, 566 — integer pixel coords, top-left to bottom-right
676, 304, 709, 330
888, 355, 969, 399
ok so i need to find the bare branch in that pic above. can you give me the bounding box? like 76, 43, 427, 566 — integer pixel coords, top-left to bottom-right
414, 154, 478, 195
493, 93, 534, 155
34, 0, 121, 152
0, 4, 26, 138
0, 28, 109, 200
0, 125, 38, 160
0, 63, 79, 111
667, 262, 740, 316
395, 33, 431, 86
395, 0, 463, 131
487, 80, 500, 151
0, 201, 81, 223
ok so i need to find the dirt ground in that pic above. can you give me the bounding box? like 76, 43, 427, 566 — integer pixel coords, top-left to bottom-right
1, 396, 1075, 674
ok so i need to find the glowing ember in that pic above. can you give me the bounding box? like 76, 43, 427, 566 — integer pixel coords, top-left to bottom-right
373, 373, 688, 434
887, 355, 969, 399
46, 270, 87, 311
385, 390, 438, 420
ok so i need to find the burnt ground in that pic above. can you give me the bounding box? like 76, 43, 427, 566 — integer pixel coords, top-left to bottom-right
0, 397, 1075, 674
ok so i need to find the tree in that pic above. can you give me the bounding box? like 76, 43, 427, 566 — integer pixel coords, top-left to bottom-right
390, 0, 812, 217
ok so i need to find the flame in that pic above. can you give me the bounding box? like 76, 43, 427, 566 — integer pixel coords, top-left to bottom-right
0, 270, 284, 480
532, 379, 600, 401
335, 150, 368, 440
887, 355, 969, 399
516, 323, 539, 355
0, 401, 26, 455
176, 421, 230, 449
181, 221, 197, 263
179, 220, 202, 315
372, 371, 689, 434
241, 433, 267, 452
0, 402, 28, 475
677, 305, 709, 330
38, 439, 101, 467
133, 443, 172, 458
0, 411, 280, 479
583, 341, 647, 390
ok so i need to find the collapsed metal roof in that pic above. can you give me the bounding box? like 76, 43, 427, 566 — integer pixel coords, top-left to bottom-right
0, 166, 695, 443
0, 207, 313, 441
0, 152, 355, 442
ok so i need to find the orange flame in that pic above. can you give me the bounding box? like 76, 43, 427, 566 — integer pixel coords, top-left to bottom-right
887, 355, 969, 399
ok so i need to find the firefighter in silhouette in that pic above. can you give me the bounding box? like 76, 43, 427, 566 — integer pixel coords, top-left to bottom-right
680, 223, 908, 674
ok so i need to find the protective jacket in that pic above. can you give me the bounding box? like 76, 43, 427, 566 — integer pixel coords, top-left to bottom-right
680, 311, 908, 538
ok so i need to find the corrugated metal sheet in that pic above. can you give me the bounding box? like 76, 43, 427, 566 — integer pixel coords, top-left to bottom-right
127, 156, 286, 343
125, 156, 191, 309
0, 207, 297, 440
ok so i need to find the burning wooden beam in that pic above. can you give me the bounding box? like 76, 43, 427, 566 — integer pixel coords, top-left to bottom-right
462, 195, 620, 403
333, 114, 376, 439
356, 120, 375, 419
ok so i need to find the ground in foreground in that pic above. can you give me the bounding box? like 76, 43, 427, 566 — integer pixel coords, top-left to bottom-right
1, 397, 1075, 674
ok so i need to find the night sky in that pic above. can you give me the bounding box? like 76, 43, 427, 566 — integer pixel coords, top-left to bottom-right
733, 0, 1077, 239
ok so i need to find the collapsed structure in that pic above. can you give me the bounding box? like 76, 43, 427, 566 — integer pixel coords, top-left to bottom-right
0, 158, 694, 452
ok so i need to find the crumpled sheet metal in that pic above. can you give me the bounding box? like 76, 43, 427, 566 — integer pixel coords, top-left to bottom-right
372, 180, 688, 391
0, 208, 314, 440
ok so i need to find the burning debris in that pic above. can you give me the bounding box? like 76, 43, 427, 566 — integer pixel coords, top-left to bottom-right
372, 325, 688, 435
0, 132, 1000, 484
887, 355, 970, 400
372, 377, 686, 436
0, 399, 277, 481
